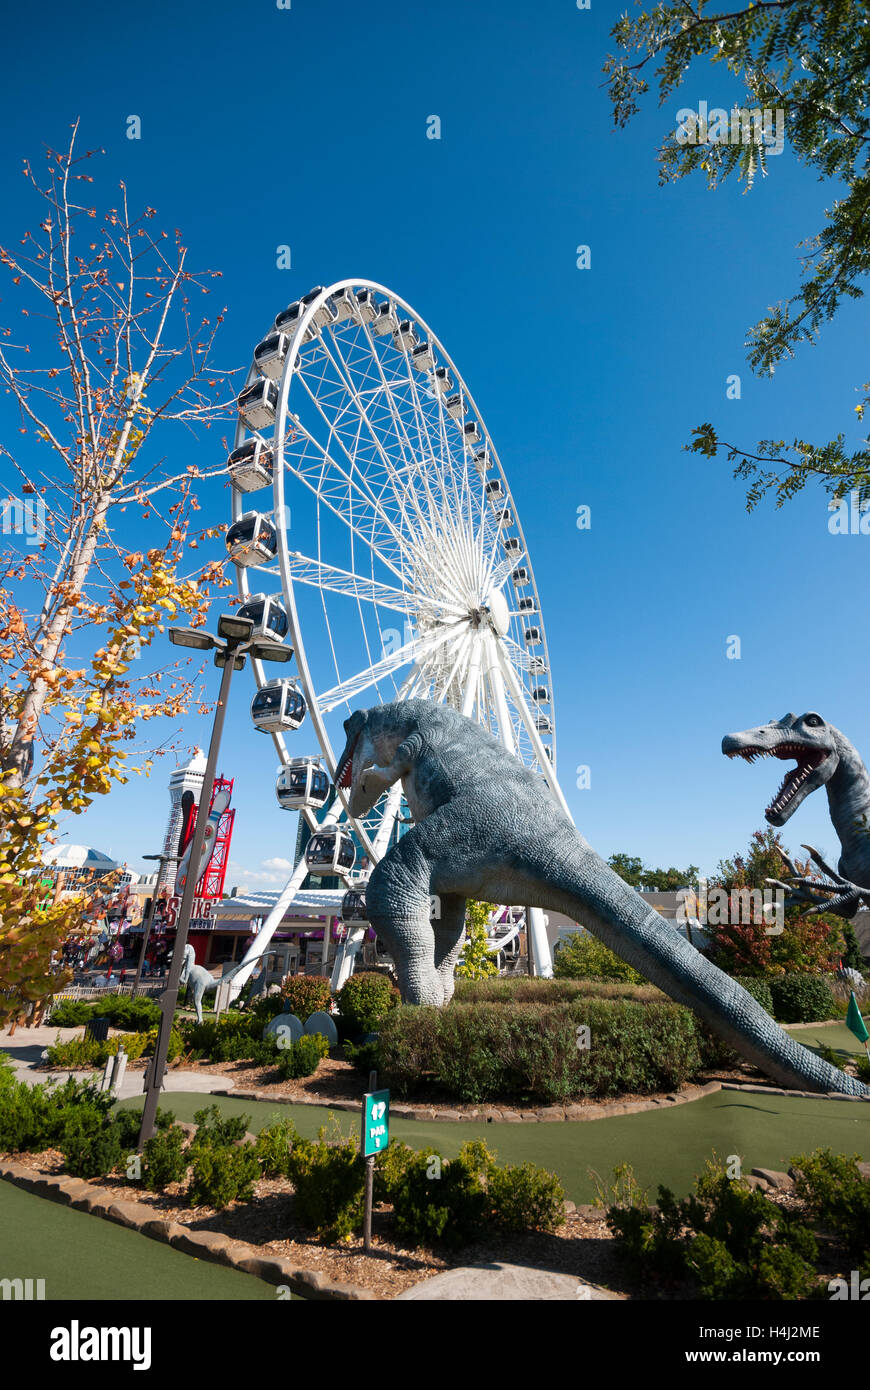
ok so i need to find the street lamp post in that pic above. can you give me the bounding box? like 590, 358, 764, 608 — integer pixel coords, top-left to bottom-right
137, 615, 292, 1148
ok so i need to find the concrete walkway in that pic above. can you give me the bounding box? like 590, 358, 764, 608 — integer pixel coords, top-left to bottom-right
395, 1263, 621, 1300
0, 1024, 235, 1100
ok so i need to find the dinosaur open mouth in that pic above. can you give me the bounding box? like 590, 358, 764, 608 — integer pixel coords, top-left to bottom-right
334, 736, 357, 790
725, 743, 828, 816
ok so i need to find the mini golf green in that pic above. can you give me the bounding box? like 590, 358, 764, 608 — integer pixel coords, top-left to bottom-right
785, 1021, 870, 1060
116, 1089, 870, 1205
0, 1179, 280, 1301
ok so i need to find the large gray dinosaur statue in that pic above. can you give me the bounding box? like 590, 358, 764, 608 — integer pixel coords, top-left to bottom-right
334, 700, 869, 1097
723, 710, 870, 917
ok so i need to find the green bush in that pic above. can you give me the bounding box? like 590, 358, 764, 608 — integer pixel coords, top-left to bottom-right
47, 999, 93, 1026
142, 1024, 184, 1061
336, 972, 400, 1035
452, 977, 660, 1005
733, 977, 774, 1016
45, 1031, 149, 1068
770, 975, 837, 1024
177, 1012, 261, 1062
277, 1032, 330, 1079
857, 1054, 870, 1084
386, 1141, 490, 1249
553, 931, 646, 984
245, 995, 285, 1025
487, 1161, 566, 1233
0, 1072, 115, 1153
91, 995, 162, 1032
188, 1144, 260, 1208
790, 1148, 870, 1259
377, 997, 706, 1104
142, 1126, 189, 1191
606, 1157, 819, 1299
189, 1104, 251, 1151
286, 1135, 365, 1240
281, 975, 331, 1019
256, 1117, 299, 1179
343, 1038, 381, 1075
113, 1105, 175, 1153
61, 1120, 124, 1179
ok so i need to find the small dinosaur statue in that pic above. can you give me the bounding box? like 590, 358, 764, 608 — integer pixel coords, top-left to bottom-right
334, 700, 868, 1096
722, 711, 870, 917
179, 944, 241, 1024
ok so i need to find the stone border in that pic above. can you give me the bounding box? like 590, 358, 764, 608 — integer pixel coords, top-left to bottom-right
228, 1079, 725, 1122
0, 1158, 374, 1301
720, 1081, 870, 1102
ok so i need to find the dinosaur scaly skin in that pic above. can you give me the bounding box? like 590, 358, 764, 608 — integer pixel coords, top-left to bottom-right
335, 701, 869, 1097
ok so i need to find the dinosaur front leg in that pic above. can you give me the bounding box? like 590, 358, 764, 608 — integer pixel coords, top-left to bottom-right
365, 832, 442, 1005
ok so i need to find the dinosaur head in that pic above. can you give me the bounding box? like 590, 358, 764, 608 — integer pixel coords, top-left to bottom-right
722, 712, 840, 826
334, 704, 420, 818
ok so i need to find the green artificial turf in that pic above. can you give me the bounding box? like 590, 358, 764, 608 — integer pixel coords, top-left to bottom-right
0, 1179, 281, 1301
116, 1088, 870, 1205
785, 1020, 870, 1060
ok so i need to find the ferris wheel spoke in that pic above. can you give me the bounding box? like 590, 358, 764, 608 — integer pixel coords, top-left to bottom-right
298, 340, 447, 564
315, 618, 467, 713
284, 551, 432, 616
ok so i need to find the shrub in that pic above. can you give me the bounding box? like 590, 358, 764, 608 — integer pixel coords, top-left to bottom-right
455, 900, 498, 980
47, 999, 93, 1027
452, 977, 660, 1005
45, 1031, 149, 1068
248, 1037, 282, 1068
113, 1105, 175, 1152
487, 1161, 566, 1233
733, 977, 774, 1016
770, 975, 836, 1024
606, 1157, 819, 1299
286, 1135, 365, 1240
0, 1072, 115, 1153
245, 994, 285, 1025
343, 1038, 381, 1075
337, 972, 400, 1035
281, 975, 331, 1020
387, 1141, 490, 1249
91, 995, 162, 1032
177, 1013, 260, 1062
277, 1032, 329, 1080
553, 931, 646, 984
61, 1120, 124, 1179
376, 997, 705, 1104
142, 1024, 183, 1061
190, 1105, 251, 1151
188, 1144, 260, 1208
857, 1054, 870, 1084
256, 1117, 299, 1179
790, 1148, 870, 1259
142, 1126, 189, 1191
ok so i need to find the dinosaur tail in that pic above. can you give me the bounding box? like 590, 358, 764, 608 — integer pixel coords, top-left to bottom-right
543, 834, 869, 1099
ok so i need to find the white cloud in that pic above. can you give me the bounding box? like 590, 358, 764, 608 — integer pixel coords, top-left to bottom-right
262, 856, 293, 872
227, 861, 287, 888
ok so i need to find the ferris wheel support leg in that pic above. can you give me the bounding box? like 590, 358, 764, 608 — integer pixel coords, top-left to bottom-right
330, 926, 367, 994
527, 906, 553, 978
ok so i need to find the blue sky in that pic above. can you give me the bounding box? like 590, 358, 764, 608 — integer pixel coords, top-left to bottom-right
2, 0, 868, 888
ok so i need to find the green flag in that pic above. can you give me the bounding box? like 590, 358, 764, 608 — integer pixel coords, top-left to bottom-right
845, 991, 869, 1046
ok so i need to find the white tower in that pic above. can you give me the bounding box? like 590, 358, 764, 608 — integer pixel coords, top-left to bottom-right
157, 748, 207, 895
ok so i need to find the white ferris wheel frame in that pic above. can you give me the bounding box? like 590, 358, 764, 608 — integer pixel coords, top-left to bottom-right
226, 279, 567, 989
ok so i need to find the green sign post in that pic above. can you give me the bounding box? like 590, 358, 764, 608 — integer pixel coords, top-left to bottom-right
362, 1089, 390, 1157
361, 1078, 389, 1250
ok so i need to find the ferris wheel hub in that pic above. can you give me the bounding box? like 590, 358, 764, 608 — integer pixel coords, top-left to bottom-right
483, 587, 510, 637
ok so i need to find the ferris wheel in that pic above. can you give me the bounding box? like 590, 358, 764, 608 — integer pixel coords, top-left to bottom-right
223, 280, 569, 991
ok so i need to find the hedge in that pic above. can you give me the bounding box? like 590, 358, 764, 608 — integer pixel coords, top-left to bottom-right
376, 997, 710, 1103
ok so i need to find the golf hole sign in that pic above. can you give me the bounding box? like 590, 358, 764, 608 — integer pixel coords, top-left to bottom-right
362, 1089, 390, 1157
